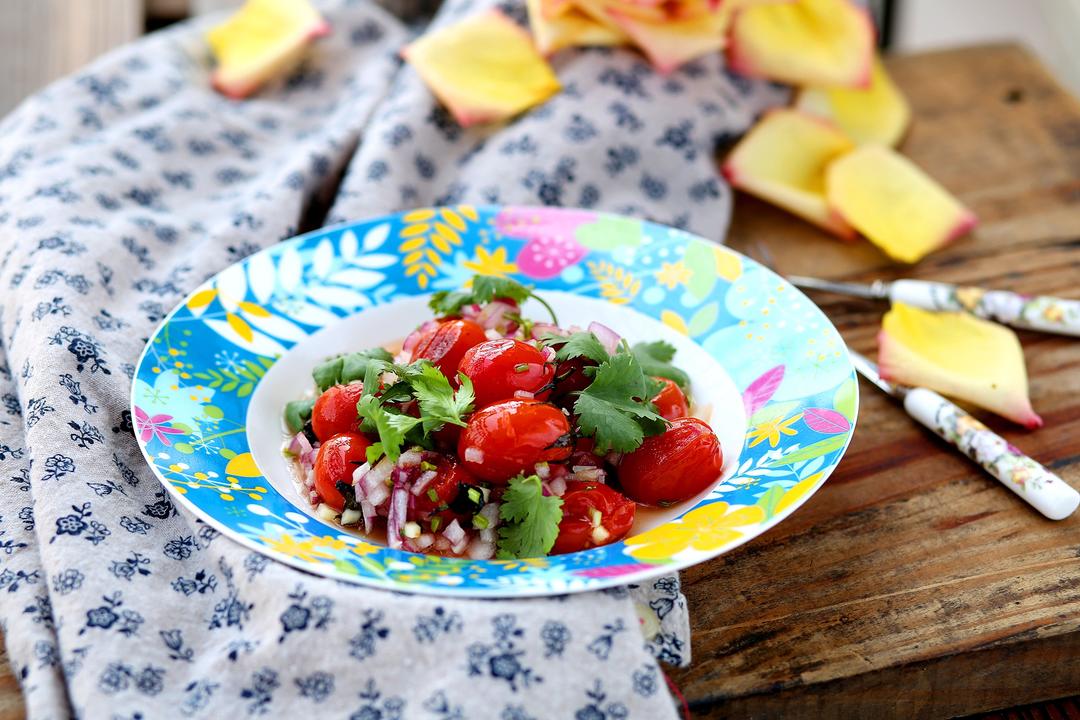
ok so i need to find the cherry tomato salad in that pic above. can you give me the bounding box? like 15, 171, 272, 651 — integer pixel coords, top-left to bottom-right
282, 275, 724, 560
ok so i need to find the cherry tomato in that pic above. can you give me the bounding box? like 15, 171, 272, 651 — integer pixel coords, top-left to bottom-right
410, 319, 488, 380
412, 456, 475, 518
550, 481, 636, 554
311, 383, 364, 442
313, 432, 372, 511
567, 436, 604, 469
617, 418, 722, 506
651, 377, 688, 421
458, 400, 572, 483
458, 339, 554, 407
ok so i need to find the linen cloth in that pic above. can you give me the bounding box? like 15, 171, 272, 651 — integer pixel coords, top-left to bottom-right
0, 1, 785, 717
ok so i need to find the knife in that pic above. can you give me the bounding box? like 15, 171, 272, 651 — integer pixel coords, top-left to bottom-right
790, 276, 1080, 337
850, 350, 1079, 520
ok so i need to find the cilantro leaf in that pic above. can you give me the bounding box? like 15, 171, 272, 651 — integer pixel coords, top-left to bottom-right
428, 274, 558, 324
283, 398, 314, 435
356, 395, 420, 465
312, 348, 393, 392
542, 331, 610, 365
428, 275, 530, 316
573, 352, 667, 453
497, 474, 564, 559
396, 362, 475, 433
631, 341, 690, 392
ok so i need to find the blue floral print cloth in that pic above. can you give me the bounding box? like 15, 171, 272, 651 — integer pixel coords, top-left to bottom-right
0, 0, 784, 717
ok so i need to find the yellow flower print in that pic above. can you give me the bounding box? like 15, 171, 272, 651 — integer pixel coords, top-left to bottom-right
625, 502, 765, 561
261, 533, 338, 563
655, 261, 692, 290
349, 539, 381, 557
747, 413, 803, 448
464, 246, 517, 276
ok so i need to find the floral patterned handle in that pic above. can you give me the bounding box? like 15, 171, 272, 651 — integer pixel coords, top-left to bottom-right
903, 387, 1079, 520
890, 280, 1080, 337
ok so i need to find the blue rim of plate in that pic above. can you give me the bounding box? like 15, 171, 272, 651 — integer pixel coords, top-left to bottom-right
131, 205, 858, 597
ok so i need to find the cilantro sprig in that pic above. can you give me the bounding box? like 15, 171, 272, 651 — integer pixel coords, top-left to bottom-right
497, 474, 564, 559
429, 275, 558, 325
312, 348, 394, 392
542, 333, 671, 453
354, 358, 475, 465
631, 340, 690, 392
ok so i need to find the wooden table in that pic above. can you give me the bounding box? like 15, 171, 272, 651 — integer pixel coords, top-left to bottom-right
0, 43, 1077, 719
671, 43, 1080, 717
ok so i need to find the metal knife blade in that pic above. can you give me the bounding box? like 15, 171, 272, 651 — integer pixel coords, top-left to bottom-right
788, 275, 891, 301
848, 350, 906, 399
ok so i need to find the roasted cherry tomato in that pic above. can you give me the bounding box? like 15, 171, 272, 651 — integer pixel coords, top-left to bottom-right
412, 456, 475, 518
458, 400, 572, 483
410, 319, 487, 380
550, 481, 636, 554
458, 339, 554, 407
617, 418, 722, 506
313, 432, 372, 511
651, 377, 688, 421
311, 383, 364, 442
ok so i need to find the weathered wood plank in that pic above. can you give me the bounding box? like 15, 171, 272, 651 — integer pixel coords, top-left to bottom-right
674, 43, 1080, 715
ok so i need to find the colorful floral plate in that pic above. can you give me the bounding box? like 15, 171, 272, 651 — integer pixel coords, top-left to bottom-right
132, 206, 858, 597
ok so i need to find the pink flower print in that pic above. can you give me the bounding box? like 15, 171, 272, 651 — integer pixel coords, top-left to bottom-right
134, 406, 184, 446
495, 209, 594, 279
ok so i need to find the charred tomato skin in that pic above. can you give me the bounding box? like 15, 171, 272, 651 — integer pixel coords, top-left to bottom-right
457, 338, 554, 407
457, 400, 572, 483
550, 481, 636, 554
617, 417, 722, 506
313, 432, 372, 512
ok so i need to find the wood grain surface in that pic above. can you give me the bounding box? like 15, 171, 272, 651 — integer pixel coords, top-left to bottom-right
1, 43, 1077, 719
671, 43, 1080, 717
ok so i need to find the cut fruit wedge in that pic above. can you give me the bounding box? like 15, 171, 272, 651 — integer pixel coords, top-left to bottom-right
528, 0, 628, 55
727, 0, 874, 88
605, 7, 729, 72
722, 109, 857, 240
826, 144, 977, 263
401, 10, 561, 127
879, 303, 1042, 428
206, 0, 330, 99
795, 55, 911, 147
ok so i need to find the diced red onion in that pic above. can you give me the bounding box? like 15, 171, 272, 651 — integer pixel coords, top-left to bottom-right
387, 484, 409, 550
351, 461, 371, 486
289, 432, 312, 458
410, 470, 438, 496
415, 533, 435, 550
466, 536, 495, 559
540, 345, 557, 362
475, 300, 514, 331
366, 482, 390, 508
451, 536, 470, 555
360, 499, 377, 530
548, 475, 568, 496
531, 322, 567, 340
434, 536, 451, 552
464, 447, 484, 463
478, 503, 500, 529
588, 321, 621, 355
307, 489, 319, 505
402, 319, 438, 354
479, 528, 496, 545
534, 462, 550, 480
398, 449, 422, 467
484, 328, 502, 340
572, 467, 606, 483
513, 390, 535, 400
362, 456, 393, 497
443, 518, 466, 545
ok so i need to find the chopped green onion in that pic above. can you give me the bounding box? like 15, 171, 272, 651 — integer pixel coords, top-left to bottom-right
473, 513, 490, 530
427, 488, 439, 502
420, 460, 437, 472
513, 363, 529, 373
429, 516, 442, 532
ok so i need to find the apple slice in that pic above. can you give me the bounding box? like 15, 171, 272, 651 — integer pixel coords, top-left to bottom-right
528, 0, 628, 55
604, 5, 730, 73
401, 10, 561, 127
795, 55, 911, 147
879, 303, 1042, 428
206, 0, 330, 99
826, 145, 977, 263
722, 109, 857, 239
727, 0, 874, 88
